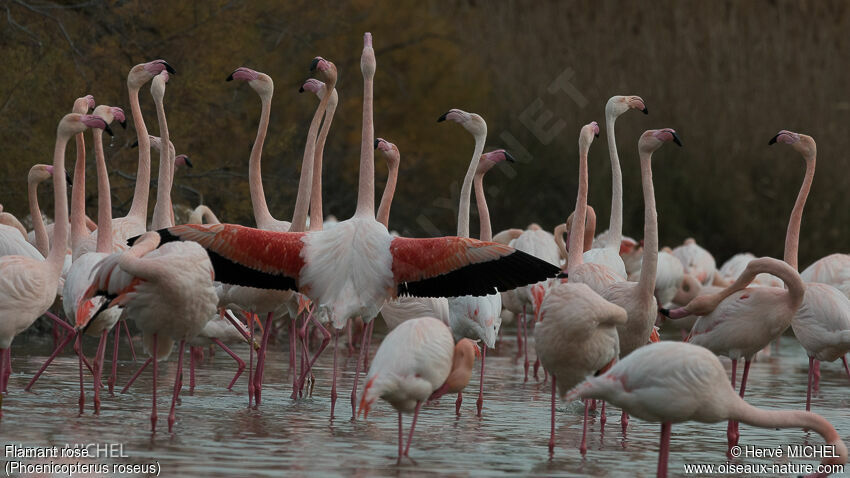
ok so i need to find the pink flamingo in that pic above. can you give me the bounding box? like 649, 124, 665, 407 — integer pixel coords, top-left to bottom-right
569, 341, 847, 478
359, 317, 478, 463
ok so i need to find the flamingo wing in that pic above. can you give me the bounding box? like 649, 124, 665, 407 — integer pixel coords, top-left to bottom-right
137, 224, 306, 292
391, 236, 561, 298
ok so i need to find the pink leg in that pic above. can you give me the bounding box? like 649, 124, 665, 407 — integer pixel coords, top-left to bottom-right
522, 306, 530, 382
93, 330, 108, 415
189, 346, 197, 394
347, 320, 355, 356
24, 329, 76, 391
247, 313, 255, 407
515, 311, 523, 359
122, 320, 137, 362
253, 312, 274, 407
330, 331, 338, 419
77, 332, 85, 415
589, 399, 597, 411
0, 348, 6, 418
621, 410, 629, 435
362, 321, 375, 370
842, 356, 850, 384
730, 359, 738, 390
403, 401, 423, 457
151, 333, 158, 432
813, 359, 821, 393
580, 399, 589, 455
108, 325, 119, 396
455, 391, 463, 416
476, 345, 486, 417
732, 359, 751, 447
289, 316, 297, 374
397, 410, 404, 464
658, 422, 671, 478
533, 357, 541, 382
292, 308, 331, 399
121, 357, 152, 394
806, 356, 814, 412
350, 318, 368, 418
1, 349, 8, 394
167, 340, 185, 433
211, 339, 245, 391
600, 401, 607, 429
548, 375, 556, 455
543, 369, 548, 384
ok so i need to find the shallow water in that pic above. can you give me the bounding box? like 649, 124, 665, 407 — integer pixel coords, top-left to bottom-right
2, 324, 849, 477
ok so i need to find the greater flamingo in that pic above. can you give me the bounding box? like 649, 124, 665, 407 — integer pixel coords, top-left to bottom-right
568, 341, 847, 478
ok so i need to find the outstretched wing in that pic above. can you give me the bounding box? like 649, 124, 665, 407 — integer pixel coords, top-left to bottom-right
142, 223, 306, 292
391, 237, 561, 298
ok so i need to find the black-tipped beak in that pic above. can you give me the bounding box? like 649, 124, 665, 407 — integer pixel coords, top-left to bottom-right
184, 157, 193, 168
226, 73, 235, 82
374, 139, 380, 149
65, 171, 73, 186
104, 125, 114, 137
768, 134, 779, 145
161, 61, 176, 75
437, 111, 449, 122
504, 151, 516, 163
310, 58, 320, 72
556, 271, 568, 279
594, 132, 600, 138
671, 132, 682, 147
658, 307, 671, 318
642, 107, 649, 115
298, 85, 305, 93
119, 120, 127, 129
130, 139, 138, 148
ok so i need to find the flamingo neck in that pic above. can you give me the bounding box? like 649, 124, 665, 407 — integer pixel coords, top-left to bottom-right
457, 133, 486, 238
473, 172, 492, 241
291, 84, 333, 233
637, 150, 659, 299
354, 76, 375, 218
28, 176, 49, 256
93, 130, 113, 253
783, 154, 815, 271
151, 95, 174, 230
48, 131, 73, 273
568, 144, 591, 273
583, 207, 596, 251
605, 114, 623, 251
70, 131, 87, 258
127, 85, 151, 223
376, 157, 398, 228
0, 213, 27, 239
249, 94, 276, 228
309, 94, 337, 231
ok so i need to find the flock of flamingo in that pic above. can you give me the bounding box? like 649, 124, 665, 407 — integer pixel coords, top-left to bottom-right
1, 32, 850, 477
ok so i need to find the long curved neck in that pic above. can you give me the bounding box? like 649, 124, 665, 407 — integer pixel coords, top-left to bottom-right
249, 93, 275, 228
28, 177, 49, 256
583, 207, 596, 251
377, 158, 399, 228
190, 205, 219, 225
457, 134, 486, 238
783, 154, 815, 271
291, 86, 333, 232
472, 172, 491, 241
70, 131, 87, 257
637, 151, 659, 298
354, 74, 375, 218
151, 95, 174, 230
48, 131, 73, 273
309, 94, 336, 231
605, 114, 623, 250
717, 259, 805, 310
568, 144, 590, 273
0, 213, 28, 239
93, 129, 113, 253
127, 85, 151, 222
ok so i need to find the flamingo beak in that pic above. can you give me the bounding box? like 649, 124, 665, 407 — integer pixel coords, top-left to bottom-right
768, 134, 779, 145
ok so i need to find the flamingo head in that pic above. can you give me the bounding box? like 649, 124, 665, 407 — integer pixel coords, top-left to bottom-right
174, 154, 193, 169
227, 67, 274, 99
579, 121, 600, 150
147, 135, 176, 158
150, 70, 169, 103
92, 105, 127, 129
606, 95, 648, 118
310, 56, 338, 88
79, 114, 112, 136
769, 130, 815, 159
300, 79, 339, 108
28, 164, 55, 184
438, 108, 487, 137
476, 149, 514, 175
128, 60, 175, 89
639, 128, 682, 153
73, 95, 95, 114
619, 237, 638, 256
360, 32, 375, 79
374, 138, 399, 168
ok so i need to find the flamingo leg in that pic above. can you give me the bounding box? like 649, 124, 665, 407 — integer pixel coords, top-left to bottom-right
247, 312, 255, 407
813, 359, 821, 393
73, 337, 95, 377
515, 311, 523, 360
806, 356, 814, 412
77, 332, 85, 415
455, 391, 463, 416
292, 307, 330, 400
210, 339, 245, 391
397, 410, 403, 464
122, 320, 137, 362
403, 400, 423, 457
189, 346, 197, 394
346, 320, 355, 356
580, 399, 590, 455
289, 316, 297, 375
362, 320, 375, 370
601, 400, 607, 429
842, 355, 850, 384
330, 330, 338, 419
522, 305, 529, 382
253, 312, 274, 407
0, 348, 6, 417
350, 317, 368, 418
120, 357, 152, 394
658, 422, 672, 478
24, 328, 77, 391
93, 330, 108, 415
548, 375, 556, 455
476, 345, 486, 417
726, 359, 738, 455
108, 325, 119, 396
733, 359, 751, 447
589, 399, 597, 411
621, 409, 629, 435
167, 340, 185, 433
151, 333, 158, 433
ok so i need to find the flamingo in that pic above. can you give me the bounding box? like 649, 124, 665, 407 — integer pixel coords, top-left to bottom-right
358, 317, 477, 463
768, 130, 850, 411
301, 78, 338, 233
568, 341, 848, 478
1, 166, 51, 260
662, 257, 805, 453
718, 253, 784, 288
535, 121, 627, 455
672, 238, 723, 287
144, 33, 561, 421
802, 255, 850, 300
0, 113, 110, 417
189, 205, 220, 225
628, 246, 685, 307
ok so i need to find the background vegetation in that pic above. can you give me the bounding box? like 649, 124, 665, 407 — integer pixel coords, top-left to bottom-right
1, 0, 847, 268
